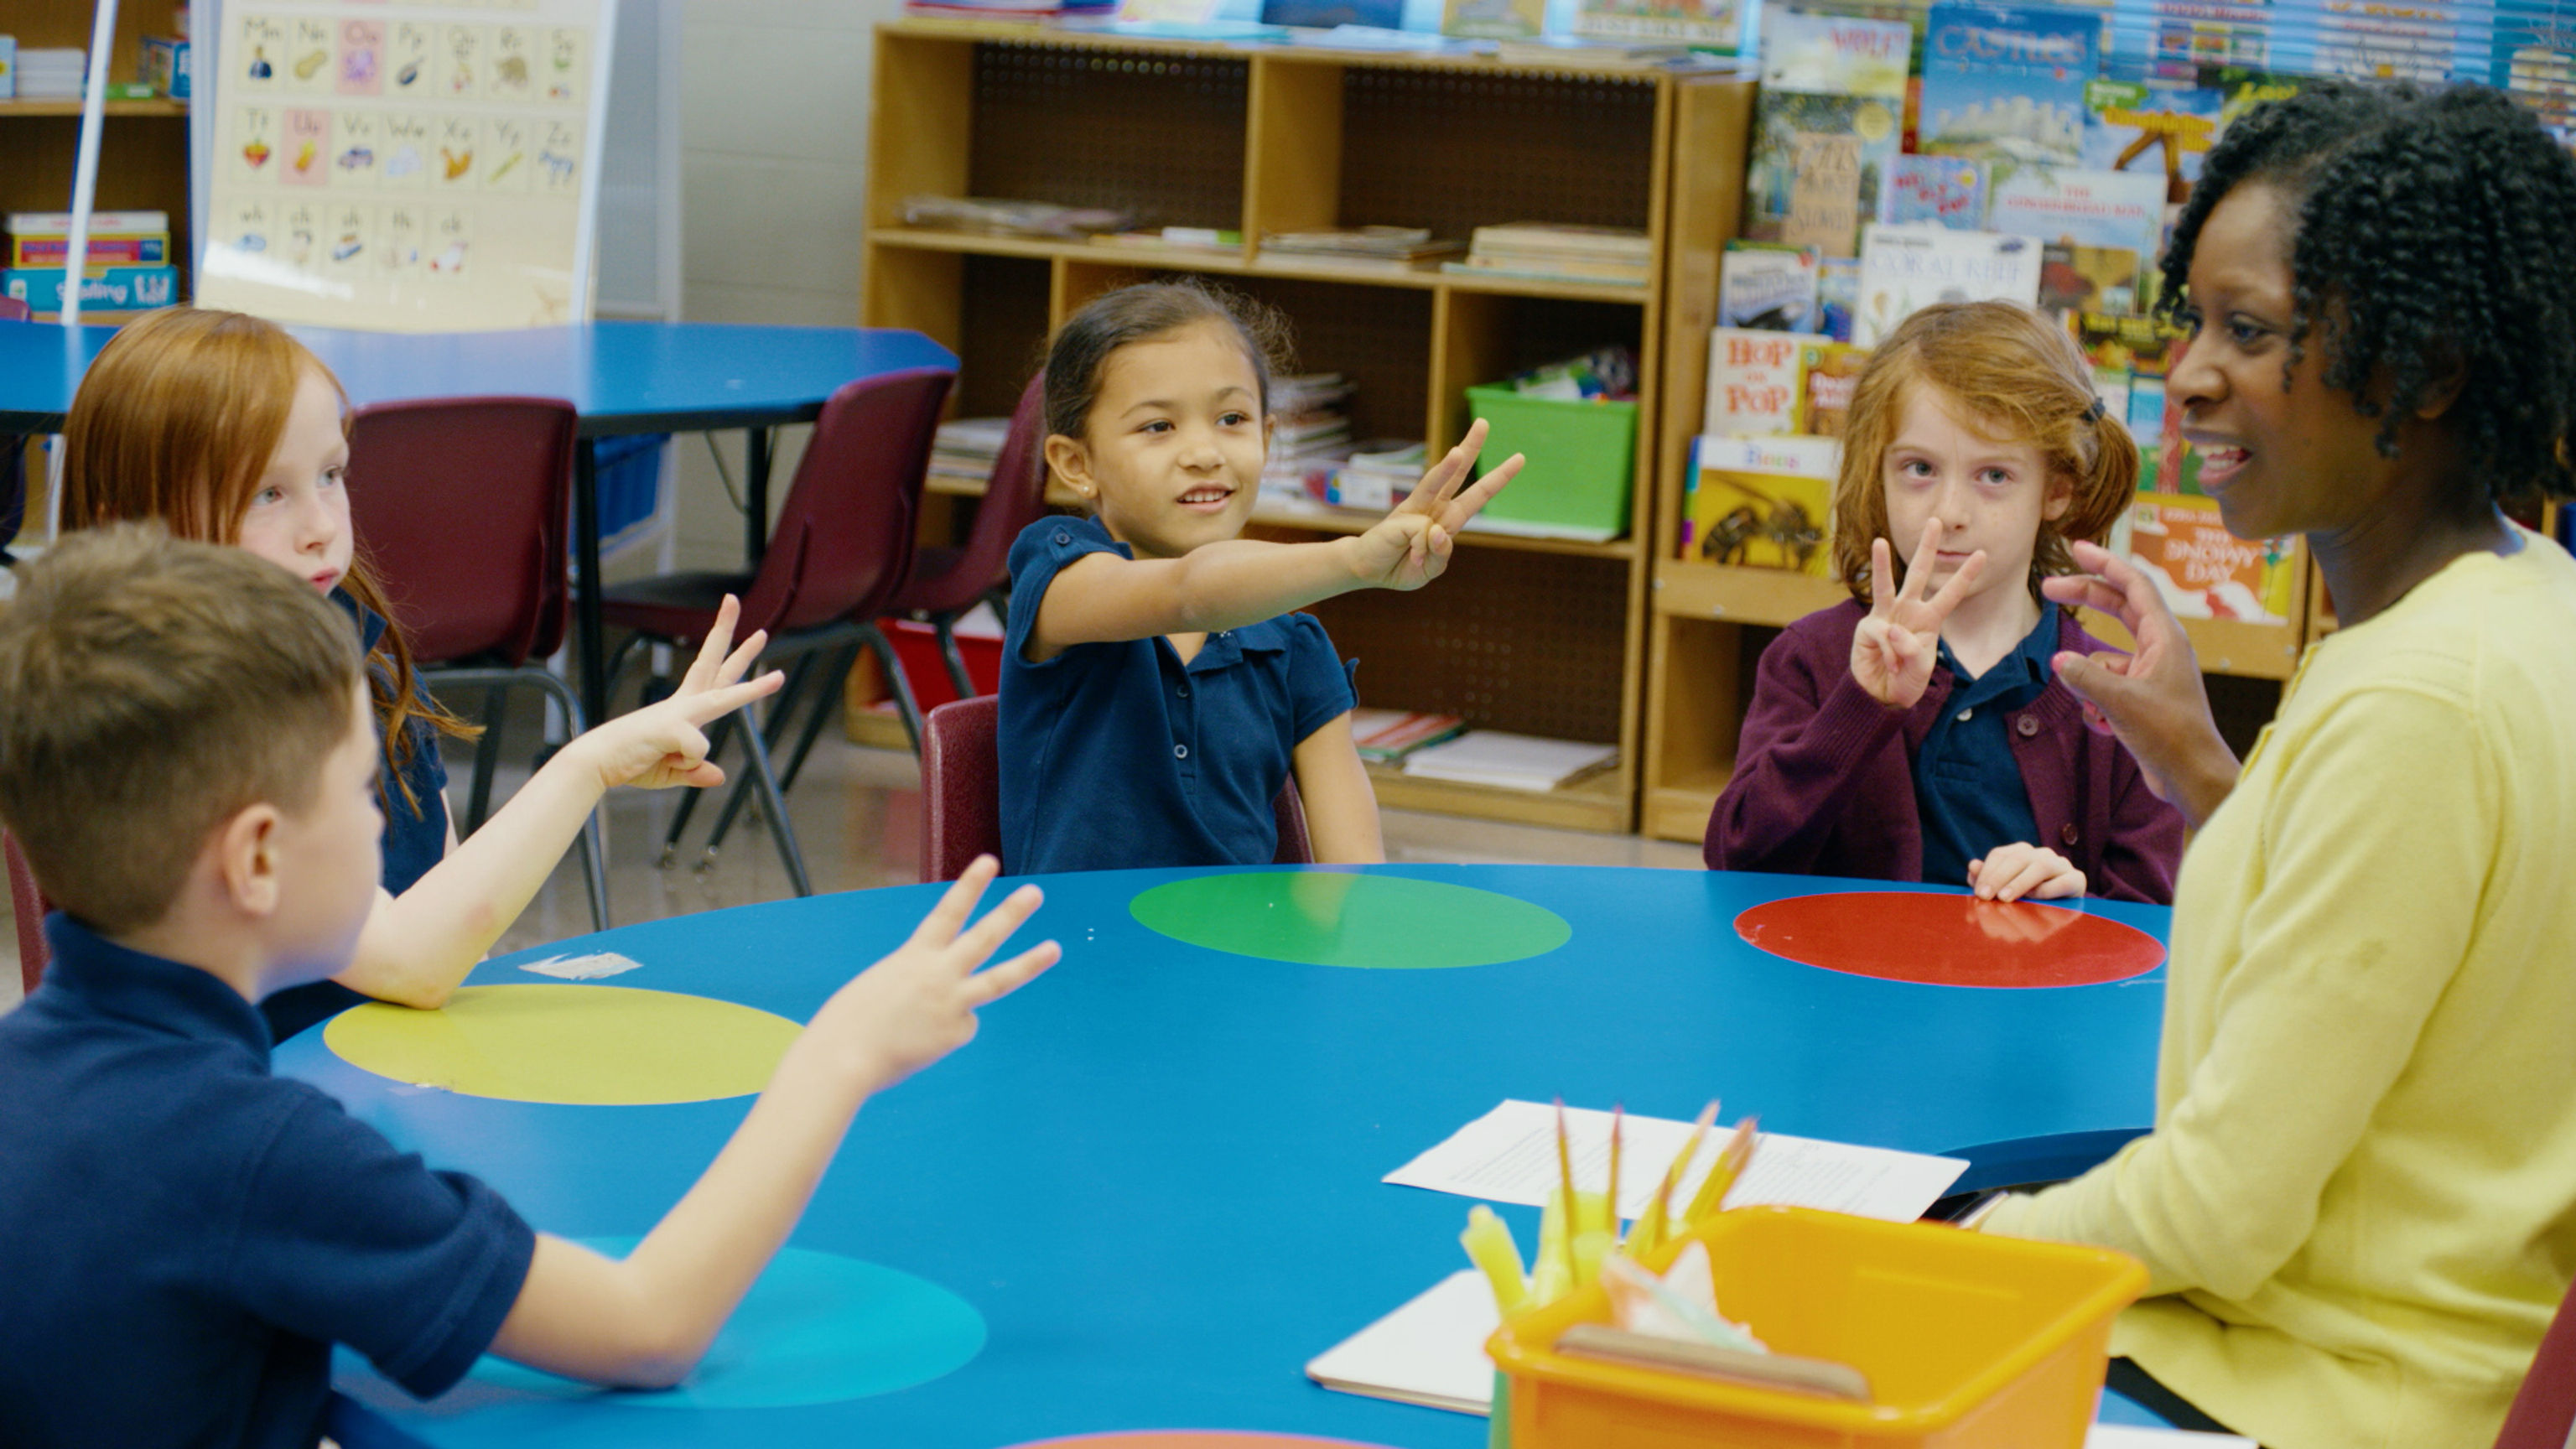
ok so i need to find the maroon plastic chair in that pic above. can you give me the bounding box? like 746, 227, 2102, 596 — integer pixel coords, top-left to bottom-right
602, 366, 953, 896
6, 830, 49, 996
882, 372, 1052, 699
2496, 1280, 2576, 1448
918, 695, 1312, 883
345, 396, 606, 930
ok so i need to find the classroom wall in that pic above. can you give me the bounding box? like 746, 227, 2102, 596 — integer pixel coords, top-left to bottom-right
667, 0, 904, 572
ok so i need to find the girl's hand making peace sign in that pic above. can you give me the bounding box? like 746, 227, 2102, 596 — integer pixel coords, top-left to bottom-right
1346, 418, 1524, 590
1852, 519, 1987, 709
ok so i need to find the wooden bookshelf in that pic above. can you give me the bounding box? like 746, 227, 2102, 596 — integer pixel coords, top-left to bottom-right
862, 21, 1757, 834
0, 0, 195, 290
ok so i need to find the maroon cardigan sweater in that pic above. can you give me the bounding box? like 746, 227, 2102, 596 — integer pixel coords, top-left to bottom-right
1703, 599, 2184, 904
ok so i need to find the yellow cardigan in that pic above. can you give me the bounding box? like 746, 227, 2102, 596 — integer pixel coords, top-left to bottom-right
1982, 529, 2576, 1449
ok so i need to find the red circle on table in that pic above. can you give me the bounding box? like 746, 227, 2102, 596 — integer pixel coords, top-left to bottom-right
1006, 1437, 1397, 1449
1734, 891, 2166, 989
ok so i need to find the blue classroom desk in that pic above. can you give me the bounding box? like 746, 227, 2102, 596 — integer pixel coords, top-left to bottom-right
0, 319, 956, 724
274, 864, 2169, 1447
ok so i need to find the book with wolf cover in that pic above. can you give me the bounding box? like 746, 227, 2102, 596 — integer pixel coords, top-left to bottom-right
1682, 434, 1841, 576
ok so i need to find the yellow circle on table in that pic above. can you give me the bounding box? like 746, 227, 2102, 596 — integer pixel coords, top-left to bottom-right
323, 984, 801, 1104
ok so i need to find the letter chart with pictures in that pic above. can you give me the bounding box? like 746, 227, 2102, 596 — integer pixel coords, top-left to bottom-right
200, 0, 614, 330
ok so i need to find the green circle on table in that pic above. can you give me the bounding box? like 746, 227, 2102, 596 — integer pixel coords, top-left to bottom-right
1129, 873, 1571, 969
324, 984, 802, 1104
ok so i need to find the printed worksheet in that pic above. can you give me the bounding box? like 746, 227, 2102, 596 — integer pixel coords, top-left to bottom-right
1384, 1100, 1969, 1223
200, 0, 613, 329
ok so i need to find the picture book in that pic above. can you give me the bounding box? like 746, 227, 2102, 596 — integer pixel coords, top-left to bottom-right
2071, 308, 2187, 377
1683, 433, 1841, 574
1987, 164, 2167, 309
1880, 154, 1990, 230
2080, 77, 2220, 188
1744, 13, 1910, 254
1815, 257, 1860, 342
1571, 0, 1750, 51
1919, 2, 2102, 167
2210, 65, 2311, 129
1718, 241, 1820, 330
1798, 340, 1869, 438
1261, 0, 1403, 26
2037, 242, 2141, 317
2116, 486, 2299, 625
1442, 0, 1544, 39
1348, 708, 1467, 763
1704, 328, 1805, 435
1852, 224, 2042, 347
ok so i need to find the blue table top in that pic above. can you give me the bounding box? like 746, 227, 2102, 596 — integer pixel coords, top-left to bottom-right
0, 319, 957, 435
275, 864, 2169, 1448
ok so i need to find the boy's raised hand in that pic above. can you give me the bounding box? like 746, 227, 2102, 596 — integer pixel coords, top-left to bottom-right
1851, 520, 1986, 709
808, 857, 1060, 1092
569, 594, 787, 792
1346, 419, 1525, 590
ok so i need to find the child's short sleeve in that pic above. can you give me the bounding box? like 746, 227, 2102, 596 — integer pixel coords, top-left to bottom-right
227, 1087, 537, 1399
1282, 610, 1357, 745
1004, 516, 1130, 668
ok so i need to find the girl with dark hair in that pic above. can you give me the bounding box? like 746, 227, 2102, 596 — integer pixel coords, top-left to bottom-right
1705, 299, 2184, 903
998, 281, 1520, 873
1971, 81, 2576, 1448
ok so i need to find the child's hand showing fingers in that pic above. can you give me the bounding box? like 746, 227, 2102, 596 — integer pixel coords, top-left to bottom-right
1966, 842, 2087, 903
1852, 520, 1987, 709
568, 595, 786, 792
1344, 420, 1524, 590
809, 857, 1061, 1092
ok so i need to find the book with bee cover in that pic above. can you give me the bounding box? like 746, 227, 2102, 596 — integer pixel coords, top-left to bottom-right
1682, 434, 1841, 577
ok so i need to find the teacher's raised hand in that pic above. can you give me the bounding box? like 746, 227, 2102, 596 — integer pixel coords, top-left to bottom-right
2043, 539, 2241, 828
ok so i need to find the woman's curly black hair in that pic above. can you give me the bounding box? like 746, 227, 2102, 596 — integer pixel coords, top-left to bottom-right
2158, 80, 2576, 504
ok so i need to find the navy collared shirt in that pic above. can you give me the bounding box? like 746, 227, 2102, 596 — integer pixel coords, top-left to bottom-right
266, 592, 453, 1041
0, 915, 533, 1448
1914, 601, 2058, 888
1000, 516, 1357, 874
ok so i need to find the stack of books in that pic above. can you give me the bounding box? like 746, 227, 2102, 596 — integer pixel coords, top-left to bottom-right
1260, 226, 1463, 270
15, 48, 87, 101
1329, 441, 1426, 511
1446, 223, 1652, 286
929, 416, 1011, 490
3, 210, 178, 323
1349, 709, 1467, 765
1401, 731, 1620, 792
1264, 372, 1357, 501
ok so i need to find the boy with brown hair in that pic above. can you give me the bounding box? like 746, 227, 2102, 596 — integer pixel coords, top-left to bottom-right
0, 526, 1059, 1447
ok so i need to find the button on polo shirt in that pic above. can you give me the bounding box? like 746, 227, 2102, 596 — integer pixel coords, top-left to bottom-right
1000, 517, 1355, 874
1914, 601, 2058, 888
0, 915, 536, 1449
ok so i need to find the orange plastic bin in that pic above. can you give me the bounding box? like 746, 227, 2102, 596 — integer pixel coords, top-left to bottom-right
1487, 1206, 2146, 1449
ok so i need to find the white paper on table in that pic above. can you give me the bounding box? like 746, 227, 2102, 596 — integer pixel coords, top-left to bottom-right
517, 951, 644, 980
2086, 1426, 2255, 1447
1384, 1100, 1969, 1223
1305, 1270, 1498, 1416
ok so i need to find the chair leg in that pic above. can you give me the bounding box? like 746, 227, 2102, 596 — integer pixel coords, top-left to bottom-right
699, 650, 830, 860
861, 624, 925, 754
739, 697, 813, 897
522, 672, 608, 934
935, 615, 977, 700
776, 644, 862, 794
465, 687, 508, 835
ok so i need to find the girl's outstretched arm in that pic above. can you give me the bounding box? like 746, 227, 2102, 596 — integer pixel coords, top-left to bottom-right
1290, 712, 1384, 865
1027, 423, 1523, 660
331, 597, 783, 1009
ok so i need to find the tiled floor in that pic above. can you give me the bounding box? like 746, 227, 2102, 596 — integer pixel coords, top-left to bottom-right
0, 699, 1701, 1014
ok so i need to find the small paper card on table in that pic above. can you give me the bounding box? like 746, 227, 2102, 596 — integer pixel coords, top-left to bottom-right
1385, 1100, 1969, 1223
1306, 1270, 1498, 1415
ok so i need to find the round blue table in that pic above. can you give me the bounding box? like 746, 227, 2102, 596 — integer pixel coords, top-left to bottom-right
275, 864, 2171, 1447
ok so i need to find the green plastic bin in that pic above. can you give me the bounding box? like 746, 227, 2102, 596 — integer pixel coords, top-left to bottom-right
1463, 384, 1638, 537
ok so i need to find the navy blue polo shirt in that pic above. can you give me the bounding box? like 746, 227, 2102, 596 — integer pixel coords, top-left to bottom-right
265, 591, 453, 1041
1914, 601, 2058, 888
0, 915, 534, 1449
1000, 516, 1356, 874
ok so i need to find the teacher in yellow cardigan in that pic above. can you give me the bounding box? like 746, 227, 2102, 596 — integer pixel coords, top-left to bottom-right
1969, 80, 2576, 1449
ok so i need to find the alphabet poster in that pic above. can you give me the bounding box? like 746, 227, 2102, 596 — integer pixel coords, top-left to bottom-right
200, 0, 615, 330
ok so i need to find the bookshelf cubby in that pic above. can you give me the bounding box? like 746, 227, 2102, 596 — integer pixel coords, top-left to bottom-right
0, 0, 195, 288
862, 20, 1757, 833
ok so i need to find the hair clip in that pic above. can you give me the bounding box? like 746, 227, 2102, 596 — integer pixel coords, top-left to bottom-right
2084, 396, 2108, 423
